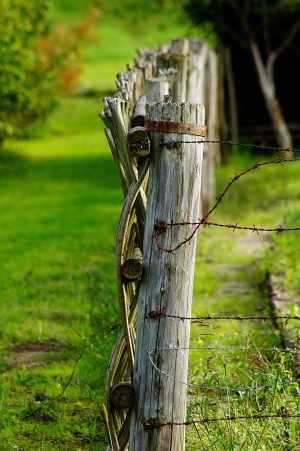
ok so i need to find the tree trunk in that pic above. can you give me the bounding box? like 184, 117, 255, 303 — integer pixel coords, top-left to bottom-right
129, 100, 205, 451
249, 37, 292, 149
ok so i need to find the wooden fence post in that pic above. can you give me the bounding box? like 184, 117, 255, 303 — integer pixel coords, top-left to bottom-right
186, 38, 208, 104
224, 47, 238, 146
157, 40, 188, 103
201, 50, 220, 215
145, 78, 170, 103
129, 99, 205, 450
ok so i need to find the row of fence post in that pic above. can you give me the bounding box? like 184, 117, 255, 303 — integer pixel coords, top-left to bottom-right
100, 37, 235, 451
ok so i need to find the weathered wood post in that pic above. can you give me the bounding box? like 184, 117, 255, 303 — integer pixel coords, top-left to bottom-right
186, 38, 208, 104
129, 99, 205, 450
224, 47, 238, 146
160, 54, 186, 103
201, 50, 220, 215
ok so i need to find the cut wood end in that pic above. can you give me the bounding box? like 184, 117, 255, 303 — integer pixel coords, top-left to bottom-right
127, 126, 150, 157
110, 382, 133, 409
122, 258, 143, 281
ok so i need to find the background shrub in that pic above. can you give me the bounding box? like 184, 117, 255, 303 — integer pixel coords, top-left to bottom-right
0, 0, 98, 144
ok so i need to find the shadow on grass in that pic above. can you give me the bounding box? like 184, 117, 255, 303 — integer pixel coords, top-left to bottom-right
0, 146, 29, 177
0, 144, 118, 182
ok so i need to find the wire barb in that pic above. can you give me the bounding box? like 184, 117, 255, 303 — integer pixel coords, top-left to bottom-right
146, 313, 300, 321
143, 412, 300, 430
159, 139, 300, 153
152, 146, 300, 252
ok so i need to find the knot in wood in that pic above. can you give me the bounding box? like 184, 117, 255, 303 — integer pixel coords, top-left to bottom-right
127, 126, 150, 157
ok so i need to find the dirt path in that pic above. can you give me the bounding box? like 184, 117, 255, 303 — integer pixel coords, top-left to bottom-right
214, 233, 270, 300
192, 229, 280, 348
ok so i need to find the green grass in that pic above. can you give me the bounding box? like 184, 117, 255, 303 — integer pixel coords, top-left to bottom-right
0, 96, 121, 449
186, 150, 300, 450
78, 17, 194, 94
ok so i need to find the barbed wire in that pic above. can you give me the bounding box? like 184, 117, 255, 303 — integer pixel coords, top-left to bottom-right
148, 308, 300, 322
151, 345, 299, 353
159, 139, 299, 153
144, 140, 300, 434
143, 412, 300, 431
153, 143, 300, 253
147, 347, 300, 392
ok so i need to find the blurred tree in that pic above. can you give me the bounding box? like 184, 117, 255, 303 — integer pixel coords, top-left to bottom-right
0, 0, 53, 144
0, 0, 99, 145
184, 0, 300, 149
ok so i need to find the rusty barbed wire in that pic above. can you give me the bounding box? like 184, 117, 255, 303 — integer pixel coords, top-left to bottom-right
143, 141, 300, 435
159, 139, 299, 153
143, 412, 300, 431
147, 308, 300, 322
153, 149, 300, 253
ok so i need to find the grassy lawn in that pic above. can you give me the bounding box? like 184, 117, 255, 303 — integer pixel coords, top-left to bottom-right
1, 1, 300, 449
0, 96, 121, 450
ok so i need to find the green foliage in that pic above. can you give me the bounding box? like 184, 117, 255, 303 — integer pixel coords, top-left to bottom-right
0, 0, 98, 144
0, 0, 54, 142
183, 0, 300, 41
275, 0, 300, 12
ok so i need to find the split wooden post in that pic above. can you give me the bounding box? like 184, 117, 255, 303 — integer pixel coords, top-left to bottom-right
224, 47, 238, 146
129, 100, 205, 451
186, 38, 208, 104
145, 78, 170, 103
202, 50, 220, 215
157, 51, 188, 103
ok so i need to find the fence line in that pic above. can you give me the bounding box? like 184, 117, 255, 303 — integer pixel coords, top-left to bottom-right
100, 36, 300, 450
